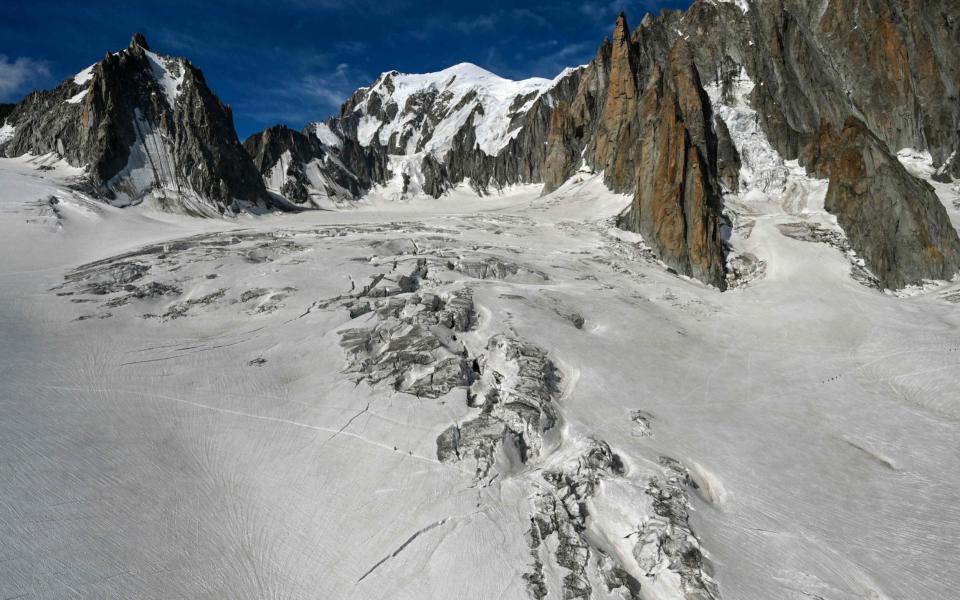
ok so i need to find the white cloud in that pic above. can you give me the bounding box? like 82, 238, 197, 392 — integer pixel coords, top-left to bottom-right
235, 62, 371, 130
299, 62, 363, 109
0, 55, 50, 102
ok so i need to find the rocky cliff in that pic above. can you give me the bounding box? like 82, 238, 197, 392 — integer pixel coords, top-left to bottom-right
676, 0, 960, 287
0, 34, 271, 215
806, 118, 960, 288
242, 123, 387, 208
243, 0, 960, 290
541, 14, 731, 288
618, 41, 728, 289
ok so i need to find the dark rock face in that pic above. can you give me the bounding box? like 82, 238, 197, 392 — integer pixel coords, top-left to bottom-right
567, 1, 960, 289
242, 123, 386, 207
715, 115, 741, 193
806, 118, 960, 288
672, 0, 960, 288
0, 34, 270, 214
669, 0, 960, 178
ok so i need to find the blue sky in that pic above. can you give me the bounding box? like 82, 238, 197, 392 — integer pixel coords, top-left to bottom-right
1, 0, 691, 139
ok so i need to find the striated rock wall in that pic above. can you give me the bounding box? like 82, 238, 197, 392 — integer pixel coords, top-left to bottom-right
617, 41, 728, 289
590, 13, 643, 194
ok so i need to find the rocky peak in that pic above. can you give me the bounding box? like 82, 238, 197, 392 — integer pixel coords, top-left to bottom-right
591, 12, 643, 193
541, 13, 729, 287
612, 12, 630, 46
130, 32, 150, 51
618, 39, 727, 289
0, 33, 271, 214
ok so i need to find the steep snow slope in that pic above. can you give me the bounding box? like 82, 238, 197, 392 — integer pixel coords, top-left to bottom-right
1, 153, 959, 600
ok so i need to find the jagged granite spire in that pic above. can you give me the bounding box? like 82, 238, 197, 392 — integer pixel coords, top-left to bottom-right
129, 32, 150, 50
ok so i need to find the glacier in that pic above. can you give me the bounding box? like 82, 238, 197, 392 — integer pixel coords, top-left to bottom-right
1, 147, 959, 599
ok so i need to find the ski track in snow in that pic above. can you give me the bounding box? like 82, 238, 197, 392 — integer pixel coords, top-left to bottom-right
0, 153, 959, 599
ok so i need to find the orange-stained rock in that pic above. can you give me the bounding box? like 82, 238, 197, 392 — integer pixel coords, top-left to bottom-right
590, 12, 643, 194
542, 15, 729, 289
809, 118, 960, 288
618, 46, 727, 290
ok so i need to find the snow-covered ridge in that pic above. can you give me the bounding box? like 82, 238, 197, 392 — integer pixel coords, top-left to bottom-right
64, 48, 185, 109
73, 64, 95, 86
350, 62, 574, 157
312, 122, 342, 148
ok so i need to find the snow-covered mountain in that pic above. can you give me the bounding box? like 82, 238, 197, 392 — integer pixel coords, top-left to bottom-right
247, 1, 960, 292
348, 62, 567, 156
0, 34, 271, 215
244, 62, 584, 206
3, 2, 960, 599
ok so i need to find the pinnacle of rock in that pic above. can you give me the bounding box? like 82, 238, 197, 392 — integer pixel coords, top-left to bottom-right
130, 33, 150, 51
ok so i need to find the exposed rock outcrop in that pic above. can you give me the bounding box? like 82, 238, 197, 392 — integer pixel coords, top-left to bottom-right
673, 0, 960, 179
806, 118, 960, 288
1, 34, 270, 214
242, 123, 386, 207
617, 40, 728, 289
591, 13, 644, 194
714, 115, 741, 193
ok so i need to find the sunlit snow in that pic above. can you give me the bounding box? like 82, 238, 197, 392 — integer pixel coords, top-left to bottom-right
1, 142, 959, 598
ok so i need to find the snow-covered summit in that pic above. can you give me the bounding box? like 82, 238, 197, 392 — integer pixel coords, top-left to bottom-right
345, 62, 572, 156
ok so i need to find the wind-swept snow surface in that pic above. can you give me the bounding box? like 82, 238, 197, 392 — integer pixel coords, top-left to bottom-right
1, 153, 959, 600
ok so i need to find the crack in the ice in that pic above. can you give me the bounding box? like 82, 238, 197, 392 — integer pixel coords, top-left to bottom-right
317, 402, 371, 449
119, 338, 251, 366
355, 518, 451, 583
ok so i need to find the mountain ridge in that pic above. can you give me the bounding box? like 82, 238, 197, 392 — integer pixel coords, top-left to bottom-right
0, 33, 272, 215
243, 0, 960, 291
2, 0, 959, 291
